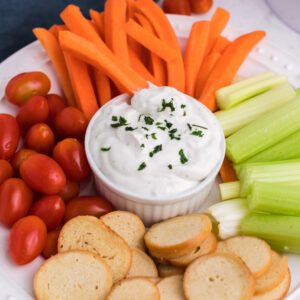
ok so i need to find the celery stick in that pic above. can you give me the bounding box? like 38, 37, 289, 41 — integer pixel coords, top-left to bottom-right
248, 181, 300, 215
238, 159, 300, 196
219, 181, 241, 200
226, 96, 300, 163
241, 213, 300, 254
246, 131, 300, 162
296, 87, 300, 95
215, 83, 296, 137
216, 72, 274, 107
216, 75, 287, 110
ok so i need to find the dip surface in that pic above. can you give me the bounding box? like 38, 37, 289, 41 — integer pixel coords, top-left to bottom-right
90, 86, 223, 197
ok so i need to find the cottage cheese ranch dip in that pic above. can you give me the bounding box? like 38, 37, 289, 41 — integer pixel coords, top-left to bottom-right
90, 86, 223, 197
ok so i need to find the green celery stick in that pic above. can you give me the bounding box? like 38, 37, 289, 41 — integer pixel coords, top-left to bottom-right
241, 213, 300, 254
215, 83, 296, 137
248, 181, 300, 215
226, 96, 300, 163
237, 159, 300, 196
219, 181, 240, 200
216, 74, 287, 110
296, 87, 300, 95
246, 131, 300, 162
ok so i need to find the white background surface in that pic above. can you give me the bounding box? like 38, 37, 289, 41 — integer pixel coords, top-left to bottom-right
1, 2, 300, 299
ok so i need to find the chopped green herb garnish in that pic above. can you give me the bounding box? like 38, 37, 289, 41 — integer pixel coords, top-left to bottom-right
101, 147, 111, 152
138, 114, 142, 122
149, 144, 162, 157
191, 130, 204, 137
169, 128, 177, 134
110, 116, 128, 128
168, 164, 173, 169
179, 149, 188, 164
181, 104, 186, 109
160, 98, 175, 112
142, 126, 149, 131
151, 133, 157, 140
112, 116, 118, 121
157, 126, 166, 131
125, 126, 138, 131
155, 122, 162, 126
140, 144, 145, 148
138, 162, 146, 171
164, 120, 173, 129
169, 128, 180, 140
187, 123, 192, 131
192, 124, 208, 130
144, 116, 154, 125
145, 134, 149, 139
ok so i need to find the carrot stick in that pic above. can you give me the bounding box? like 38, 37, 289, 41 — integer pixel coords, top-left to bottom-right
135, 13, 166, 86
63, 52, 99, 120
136, 0, 185, 91
205, 7, 230, 56
33, 28, 76, 107
128, 47, 159, 85
90, 10, 104, 39
199, 30, 266, 111
59, 30, 148, 94
220, 156, 238, 183
104, 0, 130, 65
93, 69, 112, 106
184, 21, 210, 96
194, 52, 221, 99
49, 25, 68, 39
210, 36, 230, 54
126, 19, 178, 62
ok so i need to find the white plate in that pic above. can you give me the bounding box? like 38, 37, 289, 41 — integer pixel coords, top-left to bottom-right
1, 14, 300, 300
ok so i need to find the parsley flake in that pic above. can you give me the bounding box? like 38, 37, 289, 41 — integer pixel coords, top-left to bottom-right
138, 162, 146, 171
192, 124, 208, 130
142, 127, 149, 131
101, 147, 111, 152
138, 114, 142, 122
181, 104, 186, 109
151, 133, 157, 140
125, 126, 137, 131
155, 122, 162, 126
160, 98, 175, 112
149, 144, 162, 157
157, 126, 166, 131
187, 123, 192, 131
112, 116, 118, 121
140, 144, 145, 148
144, 116, 154, 125
179, 149, 188, 164
169, 128, 181, 140
191, 130, 204, 137
168, 164, 173, 169
110, 116, 128, 128
164, 120, 173, 129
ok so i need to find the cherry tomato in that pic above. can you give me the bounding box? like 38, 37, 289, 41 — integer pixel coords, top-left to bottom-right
29, 195, 65, 231
24, 123, 55, 154
5, 72, 51, 106
53, 138, 90, 182
0, 114, 20, 160
20, 153, 66, 194
189, 0, 213, 13
42, 229, 60, 258
58, 180, 80, 203
45, 94, 67, 125
64, 196, 114, 223
11, 148, 37, 176
54, 107, 88, 138
0, 178, 34, 227
8, 216, 47, 265
16, 96, 49, 131
0, 160, 13, 185
163, 0, 191, 15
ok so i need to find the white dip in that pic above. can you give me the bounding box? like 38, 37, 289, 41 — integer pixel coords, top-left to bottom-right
90, 86, 223, 197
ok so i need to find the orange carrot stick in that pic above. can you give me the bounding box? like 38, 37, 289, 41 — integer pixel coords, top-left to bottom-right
194, 52, 221, 99
220, 156, 238, 183
59, 30, 148, 94
205, 7, 230, 56
93, 69, 112, 106
135, 13, 166, 86
33, 28, 76, 107
90, 10, 104, 39
136, 0, 185, 91
63, 52, 99, 120
104, 0, 130, 65
49, 25, 68, 38
126, 19, 177, 62
128, 47, 159, 85
210, 36, 230, 54
184, 21, 210, 96
199, 30, 266, 111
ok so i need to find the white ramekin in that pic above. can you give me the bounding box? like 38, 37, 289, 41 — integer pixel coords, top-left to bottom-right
85, 92, 225, 226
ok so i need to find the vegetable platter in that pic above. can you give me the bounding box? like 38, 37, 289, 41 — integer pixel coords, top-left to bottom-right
1, 10, 300, 300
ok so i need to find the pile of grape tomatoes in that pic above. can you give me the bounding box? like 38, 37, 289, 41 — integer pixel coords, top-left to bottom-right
0, 71, 114, 265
